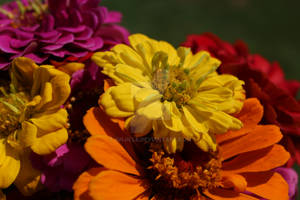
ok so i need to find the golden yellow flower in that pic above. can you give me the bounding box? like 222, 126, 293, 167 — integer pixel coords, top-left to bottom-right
93, 34, 245, 153
0, 57, 70, 195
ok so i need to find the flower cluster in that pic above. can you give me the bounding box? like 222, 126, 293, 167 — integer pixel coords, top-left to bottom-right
0, 0, 298, 200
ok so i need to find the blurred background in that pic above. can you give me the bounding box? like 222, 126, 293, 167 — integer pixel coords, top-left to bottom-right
1, 0, 300, 198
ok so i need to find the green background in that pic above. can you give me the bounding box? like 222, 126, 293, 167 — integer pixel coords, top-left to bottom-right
1, 0, 300, 198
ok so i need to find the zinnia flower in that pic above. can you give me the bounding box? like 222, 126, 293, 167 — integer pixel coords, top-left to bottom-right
0, 0, 129, 69
73, 98, 290, 200
181, 33, 300, 166
92, 34, 245, 153
0, 57, 70, 195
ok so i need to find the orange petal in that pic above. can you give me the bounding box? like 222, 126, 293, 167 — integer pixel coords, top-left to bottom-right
217, 98, 263, 144
73, 167, 103, 200
221, 174, 247, 193
204, 188, 258, 200
85, 135, 141, 176
89, 170, 148, 200
83, 107, 136, 159
220, 125, 282, 161
242, 171, 289, 200
222, 144, 290, 173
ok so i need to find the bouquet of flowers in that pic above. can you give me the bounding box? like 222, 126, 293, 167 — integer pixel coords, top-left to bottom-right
0, 0, 298, 200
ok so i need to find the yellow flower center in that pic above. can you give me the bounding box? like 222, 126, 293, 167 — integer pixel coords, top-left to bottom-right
151, 52, 194, 107
147, 143, 222, 199
0, 83, 29, 136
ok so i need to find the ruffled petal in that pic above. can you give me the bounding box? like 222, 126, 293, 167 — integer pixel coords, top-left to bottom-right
14, 149, 41, 196
30, 128, 68, 155
0, 143, 20, 188
99, 83, 138, 117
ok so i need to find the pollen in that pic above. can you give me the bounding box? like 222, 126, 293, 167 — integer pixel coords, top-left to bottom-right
151, 52, 193, 107
0, 84, 29, 136
148, 148, 222, 198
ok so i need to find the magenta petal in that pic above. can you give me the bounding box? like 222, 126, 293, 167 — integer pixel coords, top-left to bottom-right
42, 44, 64, 51
105, 10, 122, 23
63, 144, 90, 174
38, 31, 61, 40
0, 35, 19, 53
56, 33, 75, 45
73, 37, 103, 50
10, 38, 34, 48
74, 27, 93, 40
20, 24, 40, 32
23, 53, 49, 64
57, 25, 86, 33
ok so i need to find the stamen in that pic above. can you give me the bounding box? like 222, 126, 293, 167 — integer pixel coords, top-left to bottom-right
0, 8, 13, 19
0, 85, 29, 136
16, 0, 26, 16
147, 148, 222, 199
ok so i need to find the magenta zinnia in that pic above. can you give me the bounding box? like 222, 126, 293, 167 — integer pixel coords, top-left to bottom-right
0, 0, 129, 69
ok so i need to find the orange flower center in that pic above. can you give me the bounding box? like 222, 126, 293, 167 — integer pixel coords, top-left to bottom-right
146, 143, 222, 199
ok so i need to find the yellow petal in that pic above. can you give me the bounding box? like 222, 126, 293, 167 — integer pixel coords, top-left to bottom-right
100, 87, 134, 118
112, 44, 148, 74
30, 128, 68, 155
153, 120, 169, 138
18, 121, 37, 147
31, 66, 70, 112
134, 88, 162, 108
57, 62, 85, 75
0, 190, 5, 200
193, 132, 217, 152
136, 100, 163, 119
185, 51, 220, 78
182, 105, 208, 136
126, 115, 152, 137
30, 109, 68, 133
206, 111, 243, 134
0, 143, 20, 188
14, 149, 42, 196
114, 64, 151, 88
163, 132, 184, 154
161, 101, 183, 132
110, 83, 141, 112
10, 57, 38, 91
33, 82, 52, 111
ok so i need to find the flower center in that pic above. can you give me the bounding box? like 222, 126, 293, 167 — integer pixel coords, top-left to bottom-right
147, 142, 222, 199
0, 83, 29, 137
0, 0, 47, 28
151, 52, 193, 107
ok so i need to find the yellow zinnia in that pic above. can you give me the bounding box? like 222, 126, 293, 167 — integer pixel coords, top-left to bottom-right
93, 34, 245, 153
0, 57, 70, 195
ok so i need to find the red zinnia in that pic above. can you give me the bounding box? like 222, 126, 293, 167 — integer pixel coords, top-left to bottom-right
182, 33, 300, 166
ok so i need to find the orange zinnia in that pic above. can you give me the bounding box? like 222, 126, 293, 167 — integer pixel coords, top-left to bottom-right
73, 98, 290, 200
